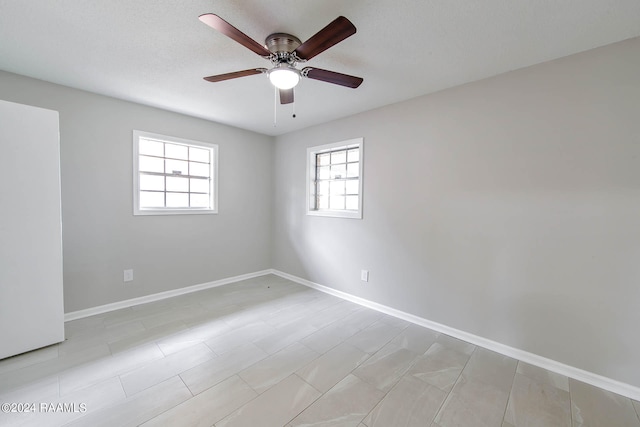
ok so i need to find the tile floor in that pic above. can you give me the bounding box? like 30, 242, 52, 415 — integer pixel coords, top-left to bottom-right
1, 274, 639, 426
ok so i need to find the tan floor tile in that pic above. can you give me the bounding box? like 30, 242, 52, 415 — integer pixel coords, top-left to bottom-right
108, 320, 188, 354
0, 345, 60, 376
504, 373, 570, 427
180, 342, 268, 395
297, 342, 370, 393
301, 320, 363, 354
141, 375, 257, 427
408, 342, 471, 392
155, 319, 231, 355
216, 374, 320, 427
388, 323, 439, 354
239, 342, 319, 393
462, 347, 517, 393
570, 379, 640, 427
434, 374, 511, 427
364, 375, 447, 427
434, 347, 516, 427
64, 376, 191, 427
347, 321, 404, 354
517, 361, 569, 392
205, 321, 277, 354
0, 377, 126, 427
353, 343, 421, 392
119, 342, 215, 396
59, 343, 164, 396
0, 343, 111, 396
289, 374, 385, 426
253, 321, 319, 354
436, 334, 476, 356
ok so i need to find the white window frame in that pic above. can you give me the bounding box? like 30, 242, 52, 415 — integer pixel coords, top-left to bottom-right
133, 130, 218, 216
306, 138, 364, 219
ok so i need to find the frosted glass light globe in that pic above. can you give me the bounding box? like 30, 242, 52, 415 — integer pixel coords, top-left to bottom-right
268, 65, 300, 89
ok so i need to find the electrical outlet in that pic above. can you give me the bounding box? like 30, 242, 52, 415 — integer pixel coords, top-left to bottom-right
123, 269, 134, 282
361, 269, 369, 282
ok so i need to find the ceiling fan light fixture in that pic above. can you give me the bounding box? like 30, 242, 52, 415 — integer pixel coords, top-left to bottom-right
268, 64, 300, 89
200, 14, 363, 105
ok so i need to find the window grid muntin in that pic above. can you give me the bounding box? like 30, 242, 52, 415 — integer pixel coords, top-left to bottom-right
313, 145, 360, 212
138, 136, 213, 210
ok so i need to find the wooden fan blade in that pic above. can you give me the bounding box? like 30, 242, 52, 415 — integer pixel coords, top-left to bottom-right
293, 16, 356, 61
279, 88, 294, 104
302, 67, 363, 88
203, 68, 266, 82
199, 14, 272, 58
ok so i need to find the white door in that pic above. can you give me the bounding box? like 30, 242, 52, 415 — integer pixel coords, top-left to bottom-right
0, 99, 64, 359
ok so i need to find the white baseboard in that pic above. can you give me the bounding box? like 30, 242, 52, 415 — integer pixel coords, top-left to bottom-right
64, 269, 272, 322
271, 269, 640, 401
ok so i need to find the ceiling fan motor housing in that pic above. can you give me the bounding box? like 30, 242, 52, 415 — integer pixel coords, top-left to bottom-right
265, 33, 302, 64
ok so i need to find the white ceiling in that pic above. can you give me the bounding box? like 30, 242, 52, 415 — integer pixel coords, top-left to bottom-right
1, 1, 639, 136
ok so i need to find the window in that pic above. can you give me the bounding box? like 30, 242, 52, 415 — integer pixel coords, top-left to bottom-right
307, 138, 363, 219
133, 130, 218, 215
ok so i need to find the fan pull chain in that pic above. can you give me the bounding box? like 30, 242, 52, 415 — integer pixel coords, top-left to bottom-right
292, 101, 296, 118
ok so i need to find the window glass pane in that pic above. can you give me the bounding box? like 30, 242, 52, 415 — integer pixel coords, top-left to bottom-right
346, 195, 359, 210
318, 195, 329, 209
190, 178, 209, 193
189, 147, 210, 163
166, 192, 188, 207
139, 155, 164, 173
347, 162, 359, 178
165, 159, 188, 176
165, 143, 188, 160
317, 181, 329, 196
139, 139, 164, 157
329, 180, 345, 195
346, 179, 359, 195
347, 148, 359, 162
190, 162, 210, 177
135, 132, 217, 215
331, 150, 347, 164
190, 193, 210, 208
139, 174, 164, 191
329, 195, 345, 210
166, 176, 188, 192
307, 139, 362, 217
140, 191, 164, 208
318, 153, 330, 166
317, 166, 330, 180
330, 164, 346, 179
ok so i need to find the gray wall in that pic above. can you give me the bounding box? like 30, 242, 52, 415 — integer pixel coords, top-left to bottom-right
272, 37, 640, 387
0, 71, 274, 312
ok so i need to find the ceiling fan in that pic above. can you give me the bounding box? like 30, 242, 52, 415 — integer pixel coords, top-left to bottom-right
199, 14, 363, 105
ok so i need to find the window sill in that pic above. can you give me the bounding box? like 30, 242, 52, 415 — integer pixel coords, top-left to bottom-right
134, 209, 218, 216
307, 210, 362, 219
